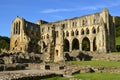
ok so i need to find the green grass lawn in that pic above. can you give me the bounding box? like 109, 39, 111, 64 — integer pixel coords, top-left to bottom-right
111, 52, 120, 54
41, 76, 68, 80
67, 60, 120, 67
74, 72, 120, 80
116, 36, 120, 45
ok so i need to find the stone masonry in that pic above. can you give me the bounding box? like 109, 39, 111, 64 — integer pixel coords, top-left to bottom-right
10, 8, 116, 62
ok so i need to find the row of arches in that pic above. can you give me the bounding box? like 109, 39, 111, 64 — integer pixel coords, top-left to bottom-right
64, 27, 99, 37
13, 21, 21, 34
64, 37, 96, 52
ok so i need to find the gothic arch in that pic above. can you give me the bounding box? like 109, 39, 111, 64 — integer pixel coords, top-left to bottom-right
64, 39, 70, 52
92, 27, 96, 34
47, 34, 49, 39
16, 22, 19, 34
66, 31, 69, 37
71, 30, 74, 36
43, 41, 46, 49
81, 29, 84, 35
18, 21, 21, 34
82, 37, 90, 51
72, 38, 79, 50
13, 23, 16, 34
75, 30, 79, 35
86, 28, 89, 34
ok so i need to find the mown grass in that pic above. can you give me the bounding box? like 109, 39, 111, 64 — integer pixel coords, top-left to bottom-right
41, 76, 68, 80
67, 60, 120, 67
74, 72, 120, 80
111, 52, 120, 54
116, 36, 120, 45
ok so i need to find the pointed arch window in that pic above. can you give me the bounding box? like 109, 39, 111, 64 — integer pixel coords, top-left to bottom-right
92, 27, 96, 34
81, 29, 84, 35
71, 30, 74, 36
86, 28, 89, 34
75, 30, 79, 35
66, 31, 69, 37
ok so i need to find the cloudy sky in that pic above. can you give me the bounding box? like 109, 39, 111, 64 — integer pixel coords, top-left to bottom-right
0, 0, 120, 37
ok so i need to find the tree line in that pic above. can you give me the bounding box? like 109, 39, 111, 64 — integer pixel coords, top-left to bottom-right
0, 36, 10, 52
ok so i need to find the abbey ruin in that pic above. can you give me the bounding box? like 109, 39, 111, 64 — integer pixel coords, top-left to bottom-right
10, 8, 116, 62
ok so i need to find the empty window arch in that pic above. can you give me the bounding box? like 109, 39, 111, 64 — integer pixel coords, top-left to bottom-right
92, 27, 96, 34
71, 30, 74, 36
86, 28, 89, 34
75, 30, 79, 35
81, 29, 84, 35
82, 37, 90, 51
42, 41, 46, 49
64, 39, 70, 52
72, 38, 79, 50
47, 34, 49, 39
18, 21, 21, 34
16, 22, 19, 34
13, 23, 16, 34
66, 31, 69, 37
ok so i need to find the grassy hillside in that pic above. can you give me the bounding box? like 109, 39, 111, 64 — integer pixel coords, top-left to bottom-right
116, 36, 120, 45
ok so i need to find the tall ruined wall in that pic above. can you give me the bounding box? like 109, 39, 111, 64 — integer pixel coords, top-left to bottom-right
10, 16, 40, 53
40, 8, 116, 54
10, 8, 116, 62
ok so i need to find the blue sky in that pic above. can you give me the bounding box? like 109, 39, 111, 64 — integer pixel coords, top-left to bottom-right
0, 0, 120, 37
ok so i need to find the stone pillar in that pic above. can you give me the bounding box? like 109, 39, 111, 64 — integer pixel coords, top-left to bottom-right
80, 43, 82, 51
69, 42, 72, 51
90, 42, 93, 51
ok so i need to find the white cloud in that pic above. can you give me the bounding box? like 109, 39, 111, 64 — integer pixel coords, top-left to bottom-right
51, 15, 64, 19
40, 2, 120, 13
40, 8, 71, 13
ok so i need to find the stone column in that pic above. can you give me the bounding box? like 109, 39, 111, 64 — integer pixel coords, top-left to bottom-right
80, 43, 82, 51
69, 42, 72, 51
90, 42, 93, 51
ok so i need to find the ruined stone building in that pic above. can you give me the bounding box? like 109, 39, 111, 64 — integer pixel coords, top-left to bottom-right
10, 8, 116, 62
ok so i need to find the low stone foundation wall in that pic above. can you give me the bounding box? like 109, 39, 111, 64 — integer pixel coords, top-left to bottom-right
0, 63, 27, 71
28, 63, 65, 71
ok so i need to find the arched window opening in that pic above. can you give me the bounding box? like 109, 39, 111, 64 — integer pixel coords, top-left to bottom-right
72, 38, 79, 50
64, 39, 70, 52
94, 17, 100, 24
47, 34, 49, 39
66, 31, 69, 37
13, 23, 16, 34
43, 41, 46, 49
56, 50, 59, 56
16, 22, 18, 34
92, 27, 96, 34
18, 21, 20, 34
81, 29, 84, 35
75, 30, 79, 35
86, 28, 89, 34
82, 37, 90, 51
83, 19, 87, 25
71, 30, 74, 36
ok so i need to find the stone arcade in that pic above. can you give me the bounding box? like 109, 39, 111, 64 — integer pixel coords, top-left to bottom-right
10, 8, 116, 62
